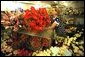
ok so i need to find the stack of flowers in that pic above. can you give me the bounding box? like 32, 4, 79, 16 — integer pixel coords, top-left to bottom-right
23, 6, 51, 33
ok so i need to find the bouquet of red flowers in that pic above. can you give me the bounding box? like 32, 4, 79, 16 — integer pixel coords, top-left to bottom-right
23, 6, 51, 33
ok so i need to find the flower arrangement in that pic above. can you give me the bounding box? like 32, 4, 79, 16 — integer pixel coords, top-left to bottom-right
23, 6, 51, 33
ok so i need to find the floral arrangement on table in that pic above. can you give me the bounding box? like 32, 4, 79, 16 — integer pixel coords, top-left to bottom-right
23, 6, 51, 33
